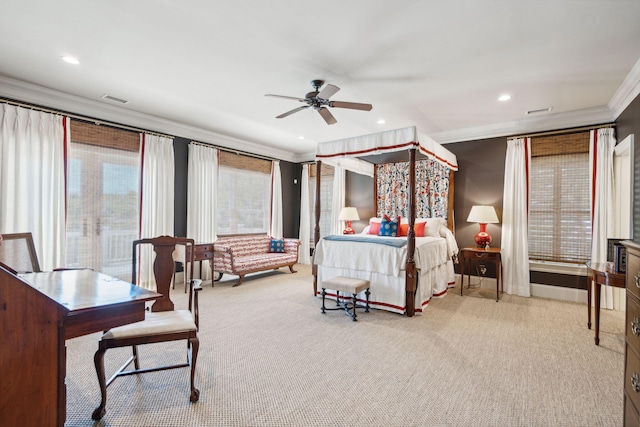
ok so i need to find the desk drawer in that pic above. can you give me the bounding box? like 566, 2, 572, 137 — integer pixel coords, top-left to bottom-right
625, 344, 640, 413
628, 295, 640, 352
628, 250, 640, 302
195, 245, 214, 259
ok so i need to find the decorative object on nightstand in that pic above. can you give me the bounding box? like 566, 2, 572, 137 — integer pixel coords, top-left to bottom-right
467, 205, 499, 248
339, 207, 359, 235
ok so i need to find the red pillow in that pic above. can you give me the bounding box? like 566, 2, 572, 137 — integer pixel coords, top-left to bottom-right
369, 220, 381, 235
399, 222, 426, 237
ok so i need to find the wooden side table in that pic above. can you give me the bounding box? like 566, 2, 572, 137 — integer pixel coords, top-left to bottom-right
459, 247, 502, 302
586, 261, 625, 345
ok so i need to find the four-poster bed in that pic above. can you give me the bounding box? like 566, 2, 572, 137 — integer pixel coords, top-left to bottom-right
312, 126, 458, 317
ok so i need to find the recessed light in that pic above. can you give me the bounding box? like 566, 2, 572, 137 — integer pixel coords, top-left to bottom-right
298, 136, 305, 140
498, 94, 511, 102
377, 119, 386, 124
62, 55, 80, 65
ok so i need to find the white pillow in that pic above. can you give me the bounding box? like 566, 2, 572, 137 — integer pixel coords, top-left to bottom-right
424, 217, 446, 237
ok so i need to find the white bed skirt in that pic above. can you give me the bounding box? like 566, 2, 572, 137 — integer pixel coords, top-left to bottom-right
317, 260, 455, 315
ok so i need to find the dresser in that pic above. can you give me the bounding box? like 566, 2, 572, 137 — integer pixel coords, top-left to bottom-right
624, 240, 640, 426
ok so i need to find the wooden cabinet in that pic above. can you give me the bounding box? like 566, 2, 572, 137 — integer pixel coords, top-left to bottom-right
624, 240, 640, 426
0, 267, 159, 426
0, 265, 68, 426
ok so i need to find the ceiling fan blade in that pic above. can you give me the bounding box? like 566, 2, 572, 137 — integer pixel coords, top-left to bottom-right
265, 94, 307, 102
318, 107, 337, 125
276, 105, 309, 119
330, 101, 373, 111
317, 84, 340, 100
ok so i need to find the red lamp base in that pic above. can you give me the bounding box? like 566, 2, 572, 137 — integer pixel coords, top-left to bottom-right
474, 223, 492, 248
343, 220, 355, 235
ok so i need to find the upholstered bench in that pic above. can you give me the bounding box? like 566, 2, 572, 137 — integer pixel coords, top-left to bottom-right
321, 276, 370, 321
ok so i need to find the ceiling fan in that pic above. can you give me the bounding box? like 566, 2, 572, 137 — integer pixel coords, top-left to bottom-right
265, 79, 373, 125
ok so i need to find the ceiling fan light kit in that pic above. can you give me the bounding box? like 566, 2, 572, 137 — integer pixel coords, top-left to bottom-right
265, 79, 372, 125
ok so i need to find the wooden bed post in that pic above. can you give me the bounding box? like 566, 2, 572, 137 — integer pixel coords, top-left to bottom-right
406, 148, 417, 317
312, 160, 322, 296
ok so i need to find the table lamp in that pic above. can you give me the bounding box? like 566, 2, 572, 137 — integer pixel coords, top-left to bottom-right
339, 207, 359, 235
467, 205, 499, 248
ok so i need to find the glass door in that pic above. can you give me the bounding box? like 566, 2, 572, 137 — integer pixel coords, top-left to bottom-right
66, 132, 140, 280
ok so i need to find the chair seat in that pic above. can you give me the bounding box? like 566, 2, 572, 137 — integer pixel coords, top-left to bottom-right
102, 310, 196, 340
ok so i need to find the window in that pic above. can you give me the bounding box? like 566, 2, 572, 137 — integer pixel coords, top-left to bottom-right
66, 120, 140, 280
216, 152, 271, 234
309, 163, 334, 241
528, 132, 591, 263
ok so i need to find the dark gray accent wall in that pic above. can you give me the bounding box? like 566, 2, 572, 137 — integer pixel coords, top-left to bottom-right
616, 93, 640, 240
345, 172, 375, 234
174, 138, 189, 237
446, 137, 507, 249
280, 161, 302, 238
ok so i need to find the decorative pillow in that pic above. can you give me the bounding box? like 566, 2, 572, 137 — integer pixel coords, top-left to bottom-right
399, 221, 426, 237
368, 218, 382, 235
378, 216, 400, 237
424, 218, 446, 237
269, 238, 285, 253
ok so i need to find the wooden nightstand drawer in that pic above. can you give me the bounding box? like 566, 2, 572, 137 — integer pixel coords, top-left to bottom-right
627, 250, 640, 302
626, 344, 640, 413
627, 295, 640, 355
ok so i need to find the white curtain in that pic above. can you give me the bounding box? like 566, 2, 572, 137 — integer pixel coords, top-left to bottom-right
0, 104, 66, 271
330, 166, 345, 235
187, 143, 218, 280
270, 160, 283, 238
298, 164, 311, 264
139, 133, 175, 288
501, 137, 531, 297
590, 128, 619, 309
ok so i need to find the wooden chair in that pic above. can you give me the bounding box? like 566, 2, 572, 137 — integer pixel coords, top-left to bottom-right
0, 232, 41, 273
91, 236, 202, 421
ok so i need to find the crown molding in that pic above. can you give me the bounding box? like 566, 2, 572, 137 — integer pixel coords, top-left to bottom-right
430, 106, 615, 144
0, 76, 297, 162
609, 58, 640, 119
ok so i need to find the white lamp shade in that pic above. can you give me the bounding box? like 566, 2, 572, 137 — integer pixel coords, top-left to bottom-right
339, 207, 360, 221
467, 205, 499, 224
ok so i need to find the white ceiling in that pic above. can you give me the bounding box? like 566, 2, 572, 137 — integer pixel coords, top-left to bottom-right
1, 0, 640, 162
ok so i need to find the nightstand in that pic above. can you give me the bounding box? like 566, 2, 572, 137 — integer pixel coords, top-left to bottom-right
459, 247, 502, 302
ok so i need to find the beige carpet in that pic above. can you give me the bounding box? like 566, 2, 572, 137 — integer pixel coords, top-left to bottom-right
64, 264, 625, 426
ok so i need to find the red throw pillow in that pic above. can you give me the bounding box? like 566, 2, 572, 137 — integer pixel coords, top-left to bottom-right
369, 220, 381, 235
399, 221, 426, 237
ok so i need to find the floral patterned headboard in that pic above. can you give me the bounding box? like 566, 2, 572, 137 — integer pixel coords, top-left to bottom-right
375, 158, 451, 225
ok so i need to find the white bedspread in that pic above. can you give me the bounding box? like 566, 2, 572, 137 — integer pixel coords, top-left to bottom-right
313, 235, 448, 277
315, 234, 457, 315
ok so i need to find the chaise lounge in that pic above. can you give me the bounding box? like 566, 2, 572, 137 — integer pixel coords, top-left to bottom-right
212, 234, 300, 286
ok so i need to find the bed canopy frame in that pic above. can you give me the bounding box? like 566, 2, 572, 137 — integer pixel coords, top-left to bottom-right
312, 126, 458, 317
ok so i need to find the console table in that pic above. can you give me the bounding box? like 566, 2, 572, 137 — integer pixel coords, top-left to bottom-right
586, 261, 625, 345
0, 267, 160, 426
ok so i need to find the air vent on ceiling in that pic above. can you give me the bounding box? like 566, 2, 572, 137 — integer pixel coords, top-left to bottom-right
525, 106, 552, 115
101, 94, 129, 104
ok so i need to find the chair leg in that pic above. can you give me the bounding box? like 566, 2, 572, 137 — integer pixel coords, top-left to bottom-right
132, 344, 140, 370
288, 264, 297, 274
189, 336, 200, 402
91, 346, 108, 421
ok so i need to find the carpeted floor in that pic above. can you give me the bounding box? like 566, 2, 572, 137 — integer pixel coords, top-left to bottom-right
64, 264, 625, 426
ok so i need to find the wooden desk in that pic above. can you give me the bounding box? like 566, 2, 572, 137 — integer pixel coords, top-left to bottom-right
586, 261, 625, 345
176, 242, 215, 291
459, 247, 502, 302
0, 267, 160, 426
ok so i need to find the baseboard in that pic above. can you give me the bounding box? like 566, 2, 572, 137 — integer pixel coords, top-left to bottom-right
530, 283, 586, 304
454, 274, 587, 305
